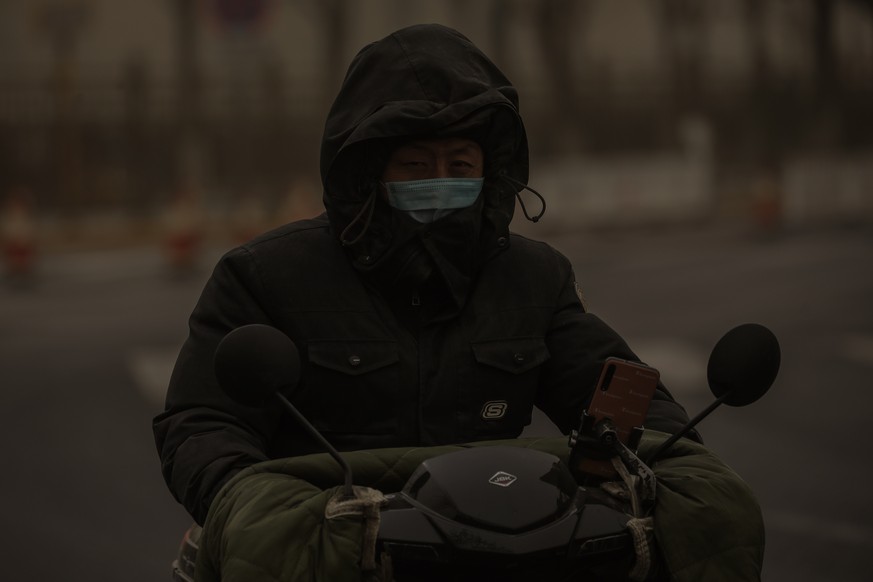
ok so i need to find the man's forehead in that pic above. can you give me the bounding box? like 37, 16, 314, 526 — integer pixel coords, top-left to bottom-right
396, 138, 481, 153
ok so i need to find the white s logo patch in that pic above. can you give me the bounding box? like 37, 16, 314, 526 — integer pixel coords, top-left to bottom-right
481, 400, 508, 420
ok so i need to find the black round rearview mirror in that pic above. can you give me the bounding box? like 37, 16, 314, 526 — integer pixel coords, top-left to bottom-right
707, 323, 780, 407
213, 324, 356, 499
213, 324, 301, 406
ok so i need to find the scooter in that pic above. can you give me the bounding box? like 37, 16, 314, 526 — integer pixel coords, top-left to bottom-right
172, 322, 780, 581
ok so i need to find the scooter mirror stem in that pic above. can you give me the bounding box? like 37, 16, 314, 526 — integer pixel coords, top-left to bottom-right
645, 391, 731, 466
274, 392, 356, 500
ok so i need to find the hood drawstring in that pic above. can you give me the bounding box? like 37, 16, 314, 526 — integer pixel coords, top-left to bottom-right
339, 186, 379, 247
501, 173, 546, 223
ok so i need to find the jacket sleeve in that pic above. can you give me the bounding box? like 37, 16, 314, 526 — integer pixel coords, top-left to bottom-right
153, 246, 281, 524
535, 261, 699, 440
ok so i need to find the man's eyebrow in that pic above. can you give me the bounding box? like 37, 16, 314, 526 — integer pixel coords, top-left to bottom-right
396, 141, 480, 156
449, 144, 479, 155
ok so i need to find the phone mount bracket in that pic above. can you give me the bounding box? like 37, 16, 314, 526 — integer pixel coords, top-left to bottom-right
568, 412, 656, 515
567, 412, 645, 483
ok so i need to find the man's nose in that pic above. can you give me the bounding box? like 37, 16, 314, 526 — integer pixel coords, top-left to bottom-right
432, 158, 452, 179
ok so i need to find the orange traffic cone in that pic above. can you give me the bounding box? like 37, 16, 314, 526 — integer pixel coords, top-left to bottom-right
1, 189, 37, 281
751, 173, 782, 235
162, 186, 203, 274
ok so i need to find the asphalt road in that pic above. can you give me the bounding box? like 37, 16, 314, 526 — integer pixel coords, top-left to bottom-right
1, 224, 871, 581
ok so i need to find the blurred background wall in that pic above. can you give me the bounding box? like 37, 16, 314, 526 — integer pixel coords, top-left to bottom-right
1, 0, 871, 253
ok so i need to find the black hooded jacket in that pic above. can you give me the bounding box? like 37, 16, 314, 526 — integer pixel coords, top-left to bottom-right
153, 24, 694, 524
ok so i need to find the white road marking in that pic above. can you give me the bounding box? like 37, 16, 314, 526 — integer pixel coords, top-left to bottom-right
843, 334, 873, 366
631, 339, 709, 396
38, 246, 225, 285
46, 249, 165, 282
128, 347, 180, 407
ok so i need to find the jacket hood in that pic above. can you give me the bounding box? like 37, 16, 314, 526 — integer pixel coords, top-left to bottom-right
319, 24, 529, 253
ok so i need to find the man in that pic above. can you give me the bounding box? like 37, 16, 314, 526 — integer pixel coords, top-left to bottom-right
153, 23, 695, 526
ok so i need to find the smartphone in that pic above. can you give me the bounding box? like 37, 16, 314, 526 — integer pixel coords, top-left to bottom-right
573, 357, 660, 479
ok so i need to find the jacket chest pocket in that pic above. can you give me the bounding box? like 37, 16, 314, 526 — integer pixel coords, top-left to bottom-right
469, 337, 550, 437
298, 340, 400, 434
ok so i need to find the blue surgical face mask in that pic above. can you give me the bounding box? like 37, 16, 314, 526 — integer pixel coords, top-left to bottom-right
385, 177, 484, 223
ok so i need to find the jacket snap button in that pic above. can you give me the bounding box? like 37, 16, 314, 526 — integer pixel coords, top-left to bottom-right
348, 355, 361, 367
360, 255, 372, 265
497, 237, 508, 248
513, 352, 525, 364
